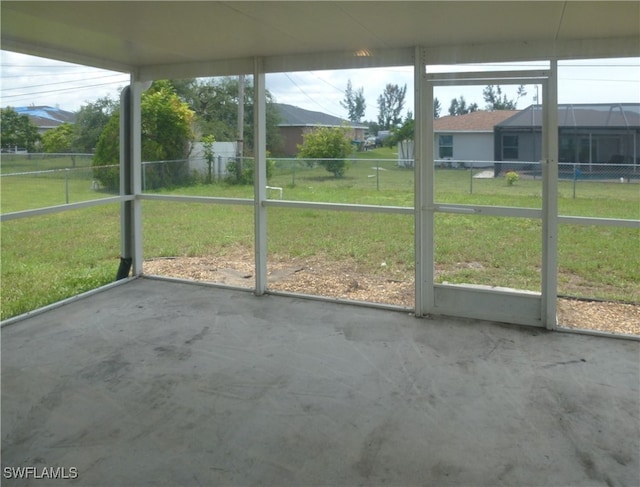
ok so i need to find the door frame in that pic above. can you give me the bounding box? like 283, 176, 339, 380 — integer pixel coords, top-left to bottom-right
414, 51, 558, 328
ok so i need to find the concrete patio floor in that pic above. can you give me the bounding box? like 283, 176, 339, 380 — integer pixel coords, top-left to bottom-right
2, 278, 639, 486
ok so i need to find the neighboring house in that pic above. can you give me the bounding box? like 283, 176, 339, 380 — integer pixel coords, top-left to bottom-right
14, 106, 76, 134
495, 103, 640, 175
275, 103, 366, 156
434, 110, 520, 167
398, 110, 519, 168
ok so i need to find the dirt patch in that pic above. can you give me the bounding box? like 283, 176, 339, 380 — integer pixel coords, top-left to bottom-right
144, 255, 638, 336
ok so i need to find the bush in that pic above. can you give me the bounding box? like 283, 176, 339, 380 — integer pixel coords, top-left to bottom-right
297, 126, 352, 178
505, 170, 520, 186
91, 81, 194, 191
226, 157, 275, 185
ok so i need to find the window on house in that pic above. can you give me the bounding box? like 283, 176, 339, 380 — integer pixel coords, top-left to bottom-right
502, 135, 519, 159
439, 135, 453, 158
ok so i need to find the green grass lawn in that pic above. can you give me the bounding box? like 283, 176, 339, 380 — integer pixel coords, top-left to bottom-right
2, 148, 638, 319
1, 153, 93, 174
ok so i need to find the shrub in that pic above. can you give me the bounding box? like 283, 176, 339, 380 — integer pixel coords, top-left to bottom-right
505, 170, 520, 186
92, 81, 194, 191
297, 126, 352, 178
226, 157, 275, 185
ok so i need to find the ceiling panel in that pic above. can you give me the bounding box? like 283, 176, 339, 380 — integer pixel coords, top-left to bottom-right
1, 1, 638, 75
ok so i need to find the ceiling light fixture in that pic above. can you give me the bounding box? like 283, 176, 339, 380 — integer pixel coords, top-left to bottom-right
354, 49, 372, 57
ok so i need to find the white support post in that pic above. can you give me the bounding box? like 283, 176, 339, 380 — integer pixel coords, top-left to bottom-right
119, 86, 132, 279
253, 57, 267, 295
131, 80, 148, 276
541, 61, 558, 329
119, 79, 149, 278
414, 46, 434, 317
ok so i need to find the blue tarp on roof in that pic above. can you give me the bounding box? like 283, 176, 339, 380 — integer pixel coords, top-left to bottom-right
13, 106, 76, 125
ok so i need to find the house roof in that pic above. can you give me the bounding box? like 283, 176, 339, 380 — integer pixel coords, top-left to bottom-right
497, 103, 640, 129
434, 110, 519, 133
14, 106, 76, 128
275, 104, 366, 129
1, 2, 638, 79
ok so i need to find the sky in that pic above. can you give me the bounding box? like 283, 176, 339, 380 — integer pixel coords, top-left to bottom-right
1, 50, 639, 122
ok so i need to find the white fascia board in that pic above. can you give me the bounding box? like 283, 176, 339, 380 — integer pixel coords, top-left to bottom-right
1, 38, 133, 74
133, 37, 638, 81
264, 47, 414, 74
138, 47, 414, 81
424, 36, 639, 65
434, 130, 493, 134
138, 57, 254, 81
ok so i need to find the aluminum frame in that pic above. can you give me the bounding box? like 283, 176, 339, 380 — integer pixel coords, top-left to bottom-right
2, 45, 639, 336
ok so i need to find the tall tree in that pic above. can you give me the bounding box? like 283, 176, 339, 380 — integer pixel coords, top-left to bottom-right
387, 112, 414, 146
74, 96, 117, 152
41, 123, 76, 153
434, 98, 442, 119
340, 79, 366, 123
172, 77, 282, 155
377, 83, 407, 130
42, 122, 79, 166
92, 80, 195, 190
483, 84, 527, 110
448, 96, 478, 116
0, 107, 40, 152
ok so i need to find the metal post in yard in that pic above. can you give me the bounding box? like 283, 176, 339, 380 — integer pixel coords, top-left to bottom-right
376, 160, 380, 191
292, 160, 296, 186
470, 162, 473, 194
65, 168, 70, 204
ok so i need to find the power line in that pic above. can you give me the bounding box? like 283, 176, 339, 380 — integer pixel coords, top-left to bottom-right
1, 73, 127, 92
0, 70, 116, 79
1, 80, 127, 100
283, 73, 343, 118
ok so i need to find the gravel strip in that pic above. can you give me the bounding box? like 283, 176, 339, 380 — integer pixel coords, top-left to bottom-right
144, 256, 638, 336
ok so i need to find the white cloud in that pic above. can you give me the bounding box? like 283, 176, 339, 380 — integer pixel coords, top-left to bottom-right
0, 51, 129, 111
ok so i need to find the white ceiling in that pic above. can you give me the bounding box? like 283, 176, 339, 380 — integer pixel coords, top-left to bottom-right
2, 1, 639, 77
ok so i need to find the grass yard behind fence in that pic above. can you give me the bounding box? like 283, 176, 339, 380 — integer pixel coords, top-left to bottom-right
1, 149, 638, 320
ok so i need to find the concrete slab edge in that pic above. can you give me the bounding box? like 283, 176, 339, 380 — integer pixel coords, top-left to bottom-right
1, 277, 137, 328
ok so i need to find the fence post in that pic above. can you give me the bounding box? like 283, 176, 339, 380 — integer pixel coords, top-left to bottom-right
292, 160, 296, 186
376, 160, 380, 191
65, 168, 70, 204
469, 162, 473, 194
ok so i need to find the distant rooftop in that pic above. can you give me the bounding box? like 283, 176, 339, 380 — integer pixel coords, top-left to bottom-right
497, 103, 640, 128
13, 106, 76, 128
275, 103, 366, 129
434, 110, 519, 132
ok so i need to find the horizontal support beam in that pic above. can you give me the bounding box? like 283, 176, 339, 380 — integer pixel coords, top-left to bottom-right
0, 196, 129, 222
136, 36, 638, 80
139, 194, 253, 206
137, 47, 414, 80
263, 199, 414, 215
138, 57, 254, 81
423, 36, 640, 65
433, 204, 543, 219
428, 70, 549, 85
558, 215, 640, 228
3, 195, 635, 229
0, 37, 133, 74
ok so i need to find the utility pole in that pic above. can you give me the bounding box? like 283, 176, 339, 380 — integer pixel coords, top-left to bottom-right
237, 74, 245, 179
